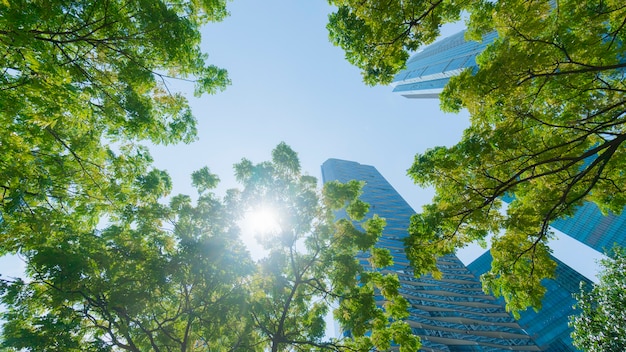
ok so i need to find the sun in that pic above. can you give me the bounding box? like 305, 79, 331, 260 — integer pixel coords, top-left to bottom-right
239, 206, 281, 259
243, 206, 280, 235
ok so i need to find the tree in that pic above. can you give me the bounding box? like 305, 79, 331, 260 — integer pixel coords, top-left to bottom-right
328, 0, 626, 313
0, 0, 230, 256
234, 143, 419, 351
0, 168, 256, 351
1, 144, 419, 351
326, 0, 468, 85
570, 247, 626, 352
409, 0, 626, 313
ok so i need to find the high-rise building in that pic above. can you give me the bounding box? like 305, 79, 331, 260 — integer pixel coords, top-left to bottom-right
390, 30, 496, 99
468, 252, 592, 351
321, 158, 539, 351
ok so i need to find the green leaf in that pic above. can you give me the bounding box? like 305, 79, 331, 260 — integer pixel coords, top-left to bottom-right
570, 246, 626, 352
191, 166, 220, 193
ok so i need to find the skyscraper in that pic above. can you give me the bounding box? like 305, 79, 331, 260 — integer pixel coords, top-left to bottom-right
321, 159, 539, 351
390, 30, 496, 99
468, 252, 592, 351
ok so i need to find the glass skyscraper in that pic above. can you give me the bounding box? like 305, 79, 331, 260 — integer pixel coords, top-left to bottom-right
468, 252, 592, 351
391, 30, 496, 99
321, 159, 538, 351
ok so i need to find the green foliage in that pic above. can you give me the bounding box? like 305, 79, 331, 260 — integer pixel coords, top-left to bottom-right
0, 0, 230, 256
1, 172, 255, 351
570, 247, 626, 352
191, 166, 220, 193
407, 0, 626, 313
235, 143, 419, 352
327, 0, 466, 85
271, 141, 301, 175
346, 199, 369, 221
323, 179, 364, 210
0, 143, 421, 351
371, 247, 393, 268
329, 0, 626, 313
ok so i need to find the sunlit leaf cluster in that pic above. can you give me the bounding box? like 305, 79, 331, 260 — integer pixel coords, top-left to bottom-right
235, 143, 419, 351
570, 246, 626, 352
1, 0, 230, 258
327, 0, 464, 85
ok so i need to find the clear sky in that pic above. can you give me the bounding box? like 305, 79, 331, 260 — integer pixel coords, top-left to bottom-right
150, 0, 469, 212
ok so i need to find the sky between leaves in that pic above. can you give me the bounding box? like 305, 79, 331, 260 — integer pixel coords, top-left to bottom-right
149, 0, 469, 210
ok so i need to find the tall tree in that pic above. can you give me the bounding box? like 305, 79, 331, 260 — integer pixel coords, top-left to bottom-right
234, 143, 419, 351
570, 247, 626, 352
327, 0, 626, 313
410, 0, 626, 313
0, 168, 256, 351
0, 0, 230, 256
1, 144, 420, 351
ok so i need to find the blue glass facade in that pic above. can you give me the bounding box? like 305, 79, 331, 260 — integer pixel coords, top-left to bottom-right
468, 252, 592, 352
321, 159, 538, 351
391, 30, 496, 99
393, 26, 623, 99
551, 203, 626, 254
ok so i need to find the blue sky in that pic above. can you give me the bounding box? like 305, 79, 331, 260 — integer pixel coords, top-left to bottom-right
150, 0, 469, 211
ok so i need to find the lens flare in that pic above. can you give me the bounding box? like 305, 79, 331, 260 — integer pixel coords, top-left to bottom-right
239, 206, 280, 260
244, 207, 280, 235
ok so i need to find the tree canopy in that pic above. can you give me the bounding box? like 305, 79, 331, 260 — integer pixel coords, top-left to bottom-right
410, 0, 626, 313
328, 0, 626, 313
327, 0, 465, 85
1, 168, 255, 351
1, 0, 230, 257
570, 247, 626, 352
0, 2, 242, 349
233, 143, 419, 351
1, 143, 419, 351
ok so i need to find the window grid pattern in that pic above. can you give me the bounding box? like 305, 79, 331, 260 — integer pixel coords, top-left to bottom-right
551, 202, 626, 253
468, 252, 592, 351
321, 159, 538, 351
391, 30, 497, 98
